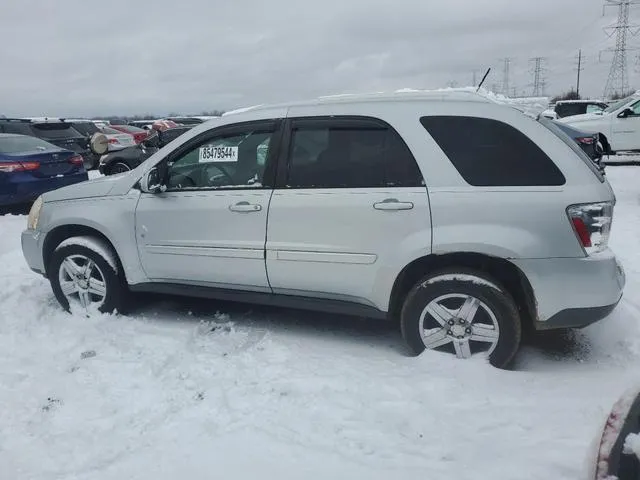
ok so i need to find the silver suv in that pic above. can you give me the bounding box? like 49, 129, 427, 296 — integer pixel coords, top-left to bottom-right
21, 91, 626, 368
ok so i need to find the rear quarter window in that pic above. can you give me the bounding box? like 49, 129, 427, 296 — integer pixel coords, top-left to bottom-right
420, 116, 566, 187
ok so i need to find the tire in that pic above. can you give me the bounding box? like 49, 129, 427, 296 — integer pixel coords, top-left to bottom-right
400, 269, 521, 369
109, 161, 131, 175
49, 238, 126, 314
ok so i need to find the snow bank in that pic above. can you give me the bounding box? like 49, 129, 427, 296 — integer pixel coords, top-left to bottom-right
0, 168, 639, 479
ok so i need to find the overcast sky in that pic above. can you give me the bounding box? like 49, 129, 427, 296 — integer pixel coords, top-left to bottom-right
0, 0, 634, 117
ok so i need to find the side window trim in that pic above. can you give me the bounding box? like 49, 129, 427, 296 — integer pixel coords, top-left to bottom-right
161, 119, 282, 192
274, 115, 423, 189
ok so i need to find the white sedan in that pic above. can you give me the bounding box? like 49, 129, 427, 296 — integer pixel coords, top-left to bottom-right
101, 126, 136, 152
560, 94, 640, 153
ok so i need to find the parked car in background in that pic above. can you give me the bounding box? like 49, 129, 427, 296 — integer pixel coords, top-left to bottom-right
541, 100, 609, 120
108, 124, 148, 144
0, 119, 92, 165
0, 133, 87, 206
128, 120, 157, 130
166, 116, 204, 126
100, 126, 137, 151
97, 126, 191, 175
66, 120, 102, 169
540, 119, 606, 171
22, 91, 624, 369
560, 93, 640, 153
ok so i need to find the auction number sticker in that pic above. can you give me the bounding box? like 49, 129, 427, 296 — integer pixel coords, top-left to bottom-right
199, 145, 238, 163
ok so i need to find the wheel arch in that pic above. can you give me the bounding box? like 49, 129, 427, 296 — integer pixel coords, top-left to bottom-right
388, 252, 537, 331
42, 224, 125, 281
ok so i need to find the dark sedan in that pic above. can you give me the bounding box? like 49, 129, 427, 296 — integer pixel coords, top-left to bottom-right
0, 134, 88, 206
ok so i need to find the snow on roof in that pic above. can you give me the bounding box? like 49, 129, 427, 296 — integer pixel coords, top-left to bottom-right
556, 99, 608, 104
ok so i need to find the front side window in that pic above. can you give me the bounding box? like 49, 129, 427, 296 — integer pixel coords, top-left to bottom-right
628, 100, 640, 116
166, 127, 274, 190
421, 116, 565, 187
286, 120, 423, 188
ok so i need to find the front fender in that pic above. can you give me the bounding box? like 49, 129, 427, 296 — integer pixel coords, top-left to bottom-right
40, 192, 147, 284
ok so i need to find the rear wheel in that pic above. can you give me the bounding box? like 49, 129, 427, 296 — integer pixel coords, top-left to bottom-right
400, 269, 521, 369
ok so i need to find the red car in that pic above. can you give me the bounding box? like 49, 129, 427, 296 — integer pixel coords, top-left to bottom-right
108, 125, 148, 144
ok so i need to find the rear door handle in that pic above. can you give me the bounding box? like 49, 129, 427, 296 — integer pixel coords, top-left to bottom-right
373, 198, 414, 211
229, 201, 262, 213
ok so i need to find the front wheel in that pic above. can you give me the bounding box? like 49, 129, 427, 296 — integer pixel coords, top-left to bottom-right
400, 269, 522, 369
109, 161, 131, 175
49, 237, 125, 314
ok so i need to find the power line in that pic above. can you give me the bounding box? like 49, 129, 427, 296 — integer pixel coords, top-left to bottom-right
602, 0, 640, 98
530, 57, 547, 96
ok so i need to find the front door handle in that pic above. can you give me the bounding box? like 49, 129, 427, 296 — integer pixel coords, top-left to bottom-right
229, 201, 262, 213
373, 198, 414, 211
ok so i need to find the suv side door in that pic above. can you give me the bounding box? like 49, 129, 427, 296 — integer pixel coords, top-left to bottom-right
265, 116, 432, 311
611, 99, 640, 151
134, 120, 281, 290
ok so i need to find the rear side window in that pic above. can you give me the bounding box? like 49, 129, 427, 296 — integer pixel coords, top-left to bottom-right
420, 116, 565, 187
72, 122, 99, 136
287, 119, 423, 188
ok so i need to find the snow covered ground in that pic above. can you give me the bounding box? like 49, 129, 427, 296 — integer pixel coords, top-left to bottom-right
0, 166, 639, 480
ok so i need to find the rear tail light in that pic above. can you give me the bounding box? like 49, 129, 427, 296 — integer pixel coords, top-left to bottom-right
0, 161, 40, 173
567, 202, 613, 255
108, 138, 118, 144
68, 154, 84, 166
577, 137, 595, 145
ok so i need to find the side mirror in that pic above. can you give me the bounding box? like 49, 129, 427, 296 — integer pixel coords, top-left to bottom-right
139, 167, 163, 194
89, 133, 109, 155
618, 108, 634, 118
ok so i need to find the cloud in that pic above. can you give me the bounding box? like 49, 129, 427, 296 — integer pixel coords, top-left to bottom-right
0, 0, 625, 116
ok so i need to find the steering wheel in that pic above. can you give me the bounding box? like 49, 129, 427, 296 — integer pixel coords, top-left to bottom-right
207, 165, 234, 185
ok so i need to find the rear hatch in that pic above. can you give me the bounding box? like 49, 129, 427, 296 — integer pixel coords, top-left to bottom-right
29, 123, 89, 154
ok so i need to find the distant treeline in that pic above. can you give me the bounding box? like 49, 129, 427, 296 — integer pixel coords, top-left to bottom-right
90, 110, 225, 122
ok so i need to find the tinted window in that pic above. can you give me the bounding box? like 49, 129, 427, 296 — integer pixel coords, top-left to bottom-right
555, 104, 585, 118
287, 122, 423, 188
420, 116, 565, 186
1, 123, 32, 135
166, 127, 275, 190
31, 123, 83, 139
0, 135, 56, 154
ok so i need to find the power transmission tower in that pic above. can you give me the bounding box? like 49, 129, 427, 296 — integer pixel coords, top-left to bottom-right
529, 57, 547, 96
602, 0, 640, 98
501, 58, 511, 96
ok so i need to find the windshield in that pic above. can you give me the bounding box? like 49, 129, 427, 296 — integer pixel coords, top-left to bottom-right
604, 96, 635, 113
0, 135, 56, 154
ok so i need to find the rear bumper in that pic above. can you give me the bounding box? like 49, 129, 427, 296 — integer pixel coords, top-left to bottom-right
0, 172, 88, 206
512, 249, 625, 330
